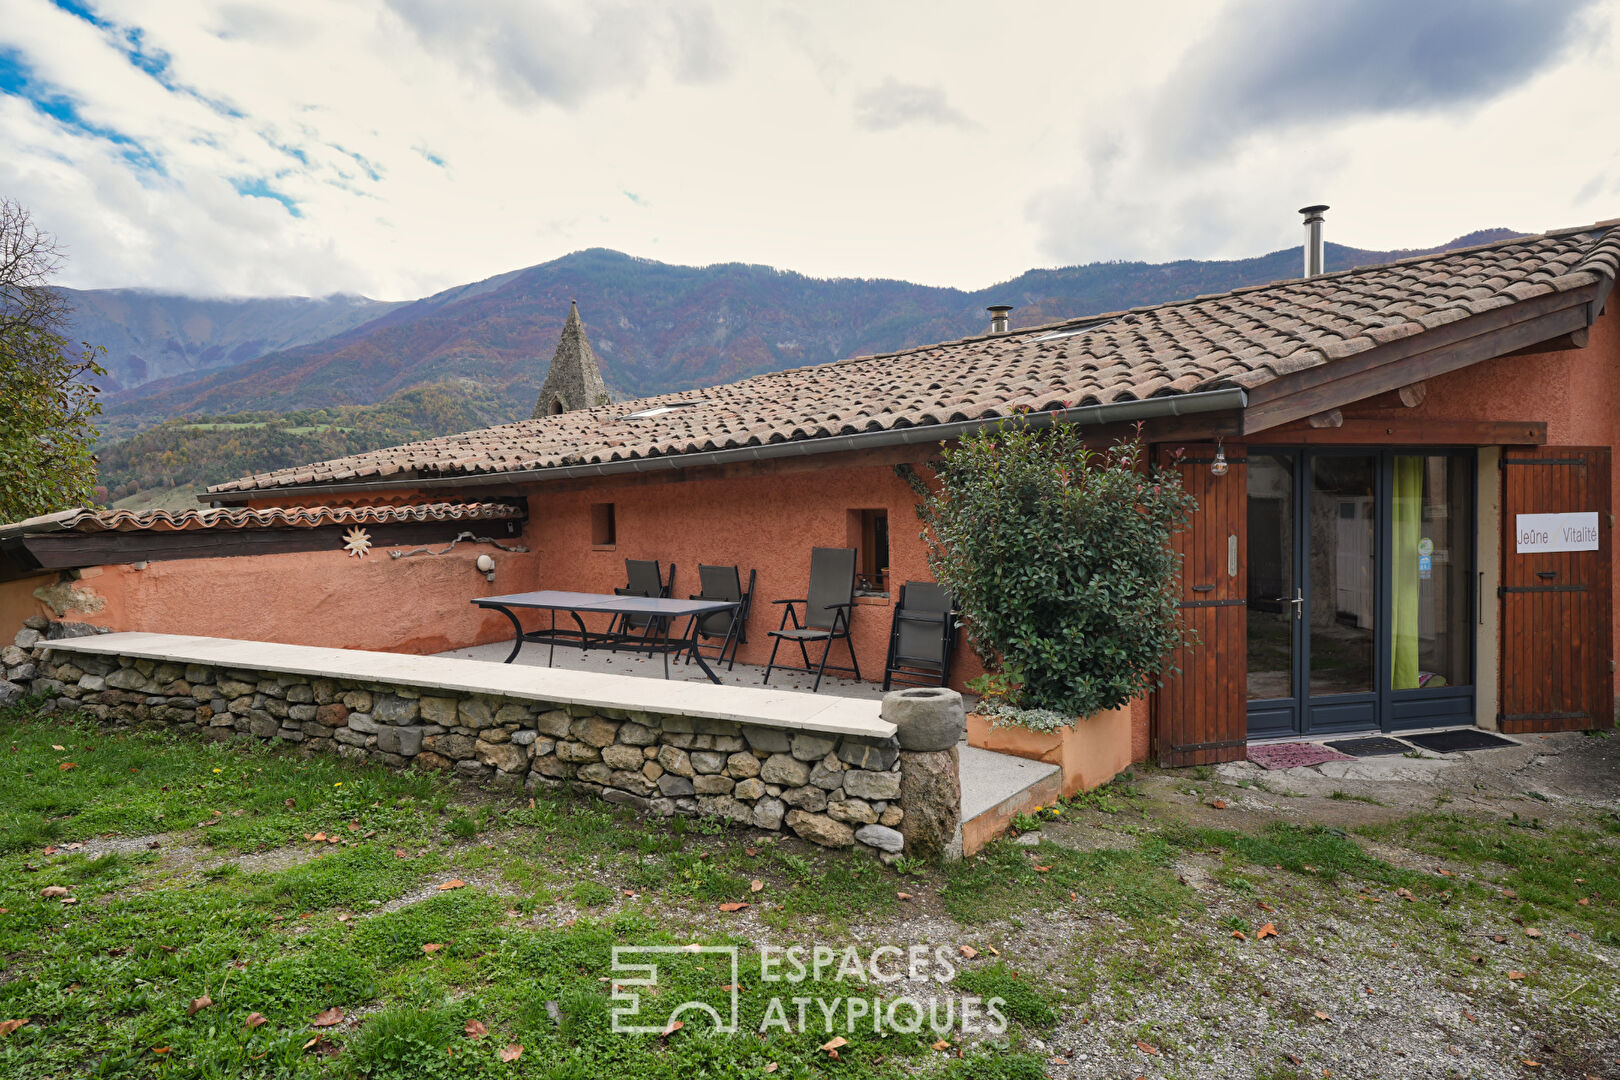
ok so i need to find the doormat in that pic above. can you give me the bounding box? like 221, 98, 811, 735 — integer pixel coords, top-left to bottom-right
1403, 729, 1519, 754
1247, 742, 1354, 770
1325, 736, 1412, 757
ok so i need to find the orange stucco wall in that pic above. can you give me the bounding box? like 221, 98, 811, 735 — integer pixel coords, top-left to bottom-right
1350, 298, 1620, 692
3, 545, 525, 654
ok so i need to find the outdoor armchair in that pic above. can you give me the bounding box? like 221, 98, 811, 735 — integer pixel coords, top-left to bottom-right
612, 559, 675, 636
763, 546, 860, 692
881, 580, 958, 690
685, 564, 756, 671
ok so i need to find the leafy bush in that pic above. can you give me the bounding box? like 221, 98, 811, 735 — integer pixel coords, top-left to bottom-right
920, 418, 1195, 718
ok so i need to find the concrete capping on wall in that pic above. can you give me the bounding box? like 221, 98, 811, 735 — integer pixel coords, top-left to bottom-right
10, 623, 961, 860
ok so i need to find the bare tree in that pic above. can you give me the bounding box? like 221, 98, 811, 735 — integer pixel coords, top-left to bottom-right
0, 197, 71, 340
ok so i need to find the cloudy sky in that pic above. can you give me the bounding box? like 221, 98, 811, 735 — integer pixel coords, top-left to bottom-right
1, 0, 1616, 300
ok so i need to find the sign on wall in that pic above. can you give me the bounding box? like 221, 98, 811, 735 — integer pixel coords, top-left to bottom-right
1515, 511, 1601, 554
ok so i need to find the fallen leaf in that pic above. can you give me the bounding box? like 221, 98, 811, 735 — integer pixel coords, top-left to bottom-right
146, 841, 160, 850
959, 945, 978, 959
1135, 1040, 1160, 1055
1500, 888, 1517, 898
1285, 1053, 1301, 1065
1508, 971, 1527, 981
1033, 865, 1052, 873
1231, 931, 1247, 940
1256, 901, 1274, 912
821, 1036, 848, 1053
1524, 928, 1542, 938
764, 1063, 778, 1074
1313, 1010, 1329, 1021
51, 745, 64, 751
40, 886, 69, 899
1523, 1061, 1542, 1068
285, 798, 296, 809
244, 1013, 268, 1029
745, 847, 760, 856
897, 892, 914, 901
1256, 923, 1278, 940
0, 1019, 27, 1036
720, 984, 745, 992
347, 822, 359, 832
464, 1019, 487, 1038
151, 1046, 170, 1054
422, 943, 444, 954
438, 879, 466, 891
718, 902, 750, 912
58, 763, 76, 771
302, 1037, 319, 1051
311, 832, 327, 843
336, 913, 352, 923
311, 1007, 343, 1028
1210, 799, 1227, 810
499, 1043, 522, 1062
1395, 888, 1415, 901
662, 1019, 683, 1038
394, 849, 410, 859
1577, 897, 1591, 906
932, 1039, 951, 1051
1462, 1010, 1477, 1022
1492, 935, 1508, 944
985, 944, 1000, 956
188, 995, 212, 1016
750, 879, 764, 893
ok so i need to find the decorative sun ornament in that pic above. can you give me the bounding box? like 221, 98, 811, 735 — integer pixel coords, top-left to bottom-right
342, 527, 373, 558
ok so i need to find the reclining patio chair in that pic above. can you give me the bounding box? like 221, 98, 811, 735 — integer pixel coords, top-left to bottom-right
685, 564, 756, 671
611, 559, 675, 641
882, 580, 958, 691
763, 546, 860, 692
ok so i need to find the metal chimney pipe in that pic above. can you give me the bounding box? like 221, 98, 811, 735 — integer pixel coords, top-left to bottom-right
1299, 204, 1329, 277
987, 305, 1012, 334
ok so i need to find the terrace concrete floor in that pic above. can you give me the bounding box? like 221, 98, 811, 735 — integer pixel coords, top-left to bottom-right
435, 639, 895, 701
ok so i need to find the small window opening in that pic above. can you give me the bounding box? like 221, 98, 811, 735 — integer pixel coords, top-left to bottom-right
850, 509, 890, 596
591, 502, 616, 547
548, 397, 565, 416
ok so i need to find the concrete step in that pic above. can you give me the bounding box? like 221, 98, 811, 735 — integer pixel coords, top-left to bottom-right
958, 744, 1062, 857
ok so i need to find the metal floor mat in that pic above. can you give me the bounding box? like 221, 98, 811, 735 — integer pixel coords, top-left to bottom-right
1324, 736, 1412, 757
1402, 729, 1518, 753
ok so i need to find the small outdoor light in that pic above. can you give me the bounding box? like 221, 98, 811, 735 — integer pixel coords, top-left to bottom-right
1210, 439, 1229, 477
475, 553, 496, 581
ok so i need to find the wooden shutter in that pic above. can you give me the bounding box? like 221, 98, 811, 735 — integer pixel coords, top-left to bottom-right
1155, 443, 1248, 766
1500, 447, 1613, 733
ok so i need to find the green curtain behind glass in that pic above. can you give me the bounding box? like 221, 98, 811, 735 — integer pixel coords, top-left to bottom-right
1391, 456, 1423, 689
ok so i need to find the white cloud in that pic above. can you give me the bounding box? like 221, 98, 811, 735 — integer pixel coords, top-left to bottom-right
0, 0, 1617, 301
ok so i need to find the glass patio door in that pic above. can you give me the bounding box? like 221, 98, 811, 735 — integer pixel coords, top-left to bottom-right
1245, 448, 1475, 736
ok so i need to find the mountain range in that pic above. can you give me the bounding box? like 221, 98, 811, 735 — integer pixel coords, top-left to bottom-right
85, 228, 1523, 440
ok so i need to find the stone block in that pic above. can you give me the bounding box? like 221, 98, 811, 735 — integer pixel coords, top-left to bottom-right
760, 753, 810, 787
809, 757, 845, 790
880, 806, 904, 828
534, 710, 572, 738
510, 730, 538, 746
571, 715, 620, 747
732, 777, 766, 801
77, 674, 106, 693
836, 737, 901, 771
288, 704, 317, 723
689, 750, 727, 775
555, 740, 600, 763
576, 762, 613, 785
842, 769, 901, 801
248, 712, 279, 738
656, 745, 694, 776
459, 698, 495, 729
419, 696, 458, 725
315, 703, 349, 727
693, 774, 735, 795
855, 824, 905, 854
790, 733, 839, 761
742, 726, 792, 754
725, 752, 761, 779
698, 795, 751, 823
752, 797, 785, 830
608, 771, 656, 797
657, 774, 696, 797
480, 728, 510, 744
375, 725, 425, 756
341, 690, 373, 712
414, 751, 452, 771
427, 733, 475, 760
13, 628, 42, 650
603, 788, 651, 811
618, 721, 658, 745
785, 810, 854, 848
476, 739, 528, 774
347, 712, 380, 734
899, 747, 960, 862
373, 695, 419, 725
286, 683, 314, 703
601, 744, 645, 771
828, 798, 878, 825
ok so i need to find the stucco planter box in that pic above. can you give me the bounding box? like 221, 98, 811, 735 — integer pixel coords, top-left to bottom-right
966, 704, 1132, 798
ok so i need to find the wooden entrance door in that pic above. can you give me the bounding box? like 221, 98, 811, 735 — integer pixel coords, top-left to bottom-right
1500, 447, 1614, 733
1156, 444, 1248, 766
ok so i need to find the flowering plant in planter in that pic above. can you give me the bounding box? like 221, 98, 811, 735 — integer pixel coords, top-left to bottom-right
921, 417, 1195, 730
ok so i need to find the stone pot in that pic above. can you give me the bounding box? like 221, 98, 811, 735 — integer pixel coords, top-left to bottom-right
965, 704, 1132, 798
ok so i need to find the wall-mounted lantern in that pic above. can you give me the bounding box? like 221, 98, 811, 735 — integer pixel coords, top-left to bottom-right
476, 554, 496, 582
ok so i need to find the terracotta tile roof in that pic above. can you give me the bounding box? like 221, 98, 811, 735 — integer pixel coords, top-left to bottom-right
211, 223, 1620, 495
0, 501, 524, 538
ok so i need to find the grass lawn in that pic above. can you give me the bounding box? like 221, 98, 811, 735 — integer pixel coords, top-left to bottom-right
1, 702, 1616, 1079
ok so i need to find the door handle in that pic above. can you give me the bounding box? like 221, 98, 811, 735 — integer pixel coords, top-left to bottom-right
1273, 589, 1304, 620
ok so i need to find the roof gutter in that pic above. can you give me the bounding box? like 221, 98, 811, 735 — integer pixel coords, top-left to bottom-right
208, 386, 1248, 504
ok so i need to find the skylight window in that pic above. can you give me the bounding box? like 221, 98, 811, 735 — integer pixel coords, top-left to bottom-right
623, 400, 707, 419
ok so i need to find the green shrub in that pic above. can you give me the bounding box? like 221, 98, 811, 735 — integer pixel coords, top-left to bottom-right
920, 419, 1195, 718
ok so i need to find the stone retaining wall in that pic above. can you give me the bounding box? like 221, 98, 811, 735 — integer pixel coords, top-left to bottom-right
7, 619, 961, 860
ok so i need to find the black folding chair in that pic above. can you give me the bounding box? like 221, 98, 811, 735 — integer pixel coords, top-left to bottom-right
612, 559, 675, 640
882, 581, 958, 690
764, 547, 860, 692
685, 564, 755, 671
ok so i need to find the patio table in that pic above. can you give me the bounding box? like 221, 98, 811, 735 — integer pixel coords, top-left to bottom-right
471, 590, 740, 684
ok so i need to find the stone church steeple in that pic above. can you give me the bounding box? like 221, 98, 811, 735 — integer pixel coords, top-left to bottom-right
532, 300, 610, 418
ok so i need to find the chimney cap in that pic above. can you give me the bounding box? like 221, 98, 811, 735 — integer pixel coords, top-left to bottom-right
986, 304, 1013, 313
1298, 204, 1330, 217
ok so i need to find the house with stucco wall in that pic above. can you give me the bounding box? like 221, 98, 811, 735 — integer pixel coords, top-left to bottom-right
5, 220, 1619, 769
